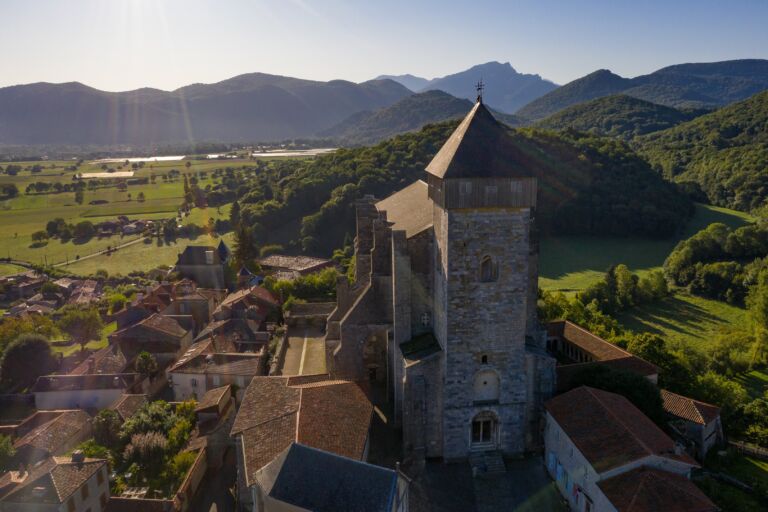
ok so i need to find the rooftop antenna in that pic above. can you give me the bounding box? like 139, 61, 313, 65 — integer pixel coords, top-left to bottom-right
476, 78, 485, 103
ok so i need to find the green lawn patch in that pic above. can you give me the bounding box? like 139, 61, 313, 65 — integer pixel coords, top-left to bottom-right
614, 291, 748, 350
733, 368, 768, 400
0, 262, 25, 276
540, 203, 754, 292
50, 321, 116, 356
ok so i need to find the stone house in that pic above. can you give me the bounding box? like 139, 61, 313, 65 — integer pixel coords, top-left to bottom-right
167, 339, 266, 401
544, 386, 715, 512
230, 376, 373, 510
31, 374, 139, 411
661, 389, 724, 460
109, 313, 193, 364
192, 385, 236, 468
325, 99, 555, 461
108, 394, 148, 422
173, 246, 226, 289
250, 443, 409, 512
0, 454, 109, 512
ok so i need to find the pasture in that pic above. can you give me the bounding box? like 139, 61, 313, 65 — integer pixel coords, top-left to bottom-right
539, 203, 755, 292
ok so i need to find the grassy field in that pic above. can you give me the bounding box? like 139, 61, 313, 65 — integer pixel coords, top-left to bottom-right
614, 291, 749, 350
50, 321, 116, 357
733, 369, 768, 399
539, 204, 755, 292
0, 262, 25, 276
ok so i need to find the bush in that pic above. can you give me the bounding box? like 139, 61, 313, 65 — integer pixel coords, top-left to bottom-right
0, 333, 58, 389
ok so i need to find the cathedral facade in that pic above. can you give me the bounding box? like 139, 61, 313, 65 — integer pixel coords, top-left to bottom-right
325, 100, 555, 460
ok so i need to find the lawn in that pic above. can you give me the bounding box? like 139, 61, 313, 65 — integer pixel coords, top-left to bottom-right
539, 203, 754, 292
50, 321, 117, 356
614, 291, 748, 350
733, 368, 768, 400
0, 262, 25, 276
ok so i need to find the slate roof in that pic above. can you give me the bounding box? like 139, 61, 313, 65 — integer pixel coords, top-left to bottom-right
0, 457, 106, 505
232, 377, 373, 487
168, 351, 265, 376
545, 386, 697, 473
110, 313, 188, 344
258, 254, 333, 273
109, 394, 148, 421
661, 389, 721, 425
426, 100, 534, 179
176, 246, 221, 266
255, 443, 397, 512
13, 410, 91, 457
376, 180, 434, 238
597, 467, 717, 512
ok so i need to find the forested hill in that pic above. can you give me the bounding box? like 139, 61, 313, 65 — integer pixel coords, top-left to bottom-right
518, 59, 768, 120
0, 74, 410, 145
536, 95, 698, 139
321, 90, 528, 146
635, 89, 768, 212
238, 120, 692, 256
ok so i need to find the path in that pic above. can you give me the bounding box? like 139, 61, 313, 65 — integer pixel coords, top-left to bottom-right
278, 325, 327, 376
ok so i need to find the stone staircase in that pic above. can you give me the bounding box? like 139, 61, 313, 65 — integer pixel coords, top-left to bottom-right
469, 451, 506, 477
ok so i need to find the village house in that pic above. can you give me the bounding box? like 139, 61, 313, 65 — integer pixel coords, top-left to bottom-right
230, 376, 374, 510
173, 246, 227, 289
0, 454, 109, 512
546, 320, 659, 390
68, 344, 129, 376
31, 374, 139, 410
190, 385, 236, 468
544, 386, 715, 512
251, 443, 409, 512
108, 394, 148, 422
167, 339, 266, 401
212, 286, 280, 323
109, 313, 193, 363
661, 389, 724, 460
9, 410, 92, 468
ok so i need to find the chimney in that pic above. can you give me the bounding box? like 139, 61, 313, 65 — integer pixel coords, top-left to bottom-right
71, 450, 85, 463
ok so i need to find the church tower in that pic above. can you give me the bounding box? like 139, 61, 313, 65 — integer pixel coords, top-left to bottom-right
426, 97, 541, 459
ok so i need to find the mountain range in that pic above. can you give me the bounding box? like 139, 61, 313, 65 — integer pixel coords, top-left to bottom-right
518, 59, 768, 119
376, 61, 558, 114
0, 74, 411, 146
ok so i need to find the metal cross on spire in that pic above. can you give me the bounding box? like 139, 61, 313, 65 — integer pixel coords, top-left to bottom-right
476, 79, 485, 103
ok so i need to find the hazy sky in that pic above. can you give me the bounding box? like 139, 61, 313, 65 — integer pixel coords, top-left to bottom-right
1, 0, 767, 92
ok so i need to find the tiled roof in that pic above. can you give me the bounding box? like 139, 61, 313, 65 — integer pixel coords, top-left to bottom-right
110, 313, 188, 342
546, 387, 697, 473
194, 318, 266, 346
31, 373, 137, 392
661, 389, 721, 425
258, 254, 332, 273
14, 410, 91, 455
139, 313, 188, 337
168, 351, 265, 376
196, 385, 231, 413
376, 180, 433, 238
548, 320, 658, 376
255, 443, 397, 512
69, 345, 128, 376
598, 467, 717, 512
0, 457, 105, 504
232, 377, 372, 486
109, 394, 148, 421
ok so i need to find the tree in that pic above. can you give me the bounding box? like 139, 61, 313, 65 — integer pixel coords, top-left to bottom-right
135, 351, 158, 378
74, 189, 84, 204
73, 221, 95, 240
747, 269, 768, 365
30, 230, 49, 243
0, 435, 14, 471
694, 371, 749, 423
0, 315, 57, 354
57, 308, 104, 352
93, 409, 122, 449
0, 334, 58, 389
137, 192, 145, 202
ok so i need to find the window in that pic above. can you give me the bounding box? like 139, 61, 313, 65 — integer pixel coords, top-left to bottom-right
212, 375, 221, 386
191, 378, 197, 388
459, 181, 472, 195
420, 312, 431, 327
480, 256, 498, 282
81, 481, 89, 500
484, 185, 498, 203
471, 415, 496, 445
481, 355, 488, 364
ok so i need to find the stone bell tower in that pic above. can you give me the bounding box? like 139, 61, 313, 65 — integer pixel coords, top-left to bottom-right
426, 96, 541, 459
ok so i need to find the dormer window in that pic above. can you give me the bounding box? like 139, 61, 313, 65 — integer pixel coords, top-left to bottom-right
480, 255, 498, 282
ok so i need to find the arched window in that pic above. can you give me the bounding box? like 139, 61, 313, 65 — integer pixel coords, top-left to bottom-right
480, 255, 497, 282
473, 370, 500, 403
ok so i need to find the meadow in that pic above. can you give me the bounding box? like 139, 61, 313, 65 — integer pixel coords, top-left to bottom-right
539, 203, 755, 292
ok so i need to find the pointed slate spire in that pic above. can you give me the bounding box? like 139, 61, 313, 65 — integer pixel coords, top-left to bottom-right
425, 100, 533, 180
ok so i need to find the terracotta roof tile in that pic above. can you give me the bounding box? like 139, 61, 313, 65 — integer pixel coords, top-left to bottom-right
13, 411, 91, 455
109, 394, 148, 421
196, 385, 231, 413
661, 389, 721, 425
598, 467, 717, 512
546, 387, 697, 473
